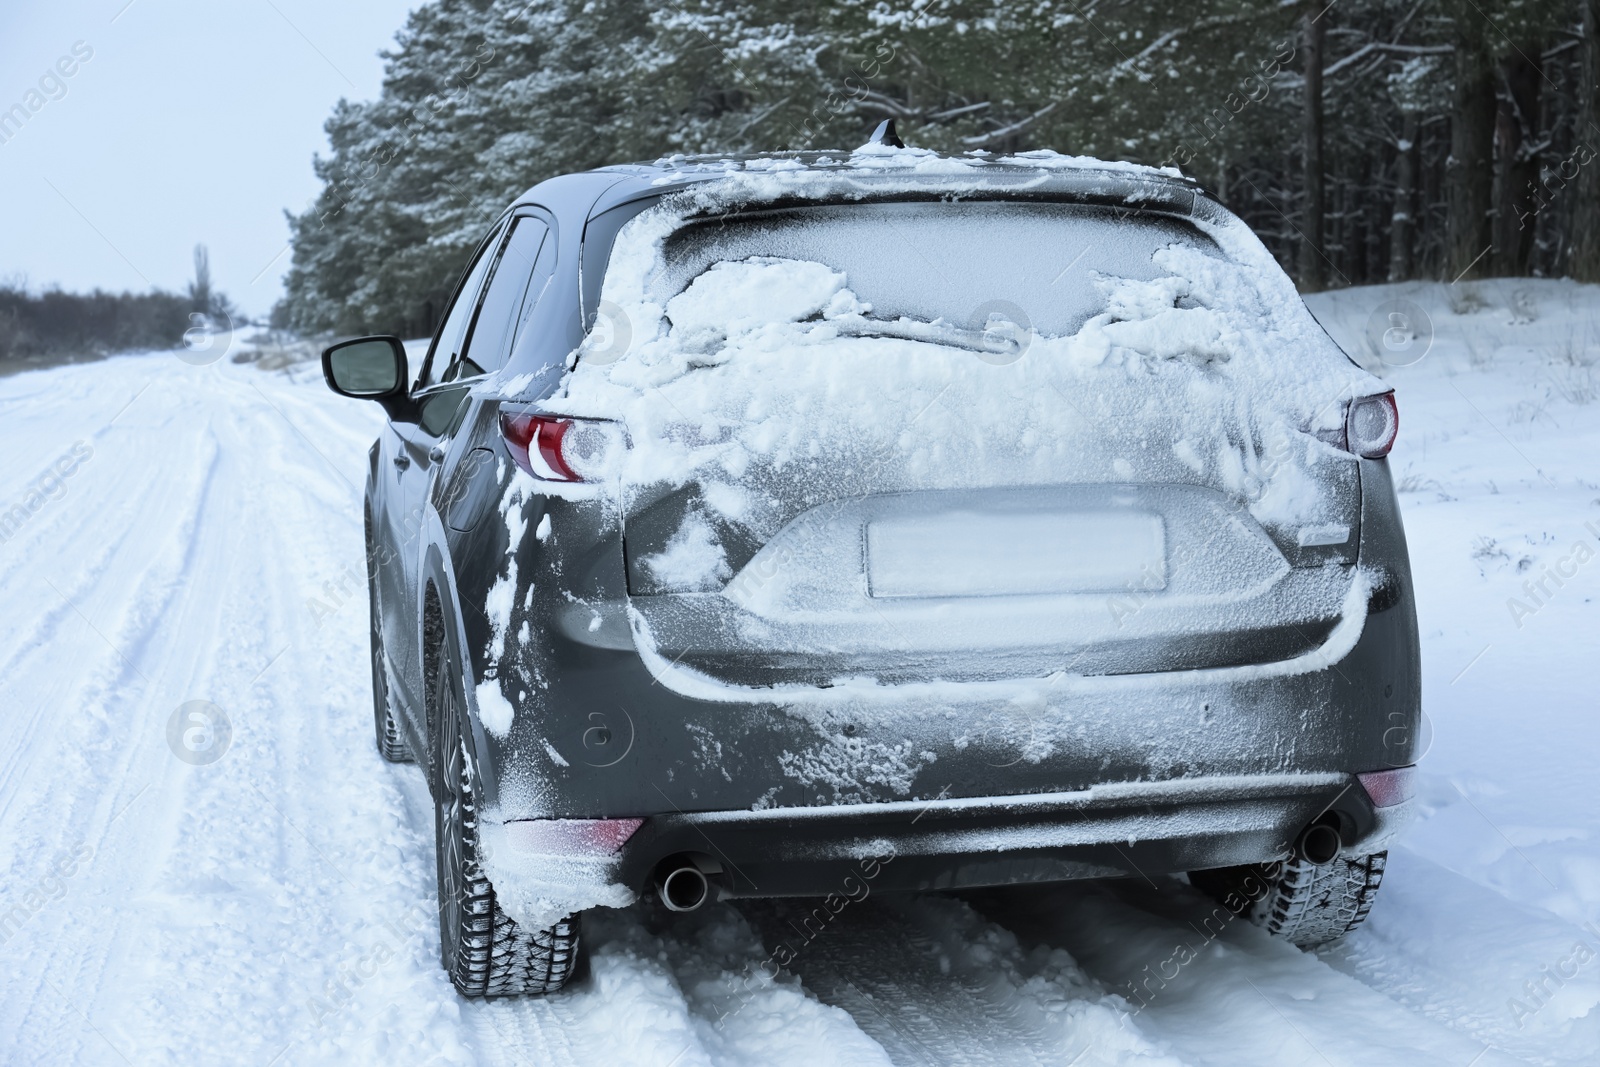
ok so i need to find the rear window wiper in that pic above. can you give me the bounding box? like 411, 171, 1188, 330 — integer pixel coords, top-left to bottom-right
826, 315, 1033, 358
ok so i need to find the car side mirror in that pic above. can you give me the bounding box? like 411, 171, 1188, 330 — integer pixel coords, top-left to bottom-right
322, 336, 416, 421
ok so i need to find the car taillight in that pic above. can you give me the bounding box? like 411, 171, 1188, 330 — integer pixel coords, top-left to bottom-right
1357, 766, 1415, 808
1345, 391, 1398, 459
501, 413, 578, 481
503, 817, 644, 855
499, 411, 623, 483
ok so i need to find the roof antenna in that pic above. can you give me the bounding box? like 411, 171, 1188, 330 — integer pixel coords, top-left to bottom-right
864, 118, 905, 149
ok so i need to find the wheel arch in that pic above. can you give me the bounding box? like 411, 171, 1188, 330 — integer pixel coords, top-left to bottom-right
419, 536, 503, 810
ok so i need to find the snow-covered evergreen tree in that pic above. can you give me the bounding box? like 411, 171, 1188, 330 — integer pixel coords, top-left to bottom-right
279, 0, 1600, 334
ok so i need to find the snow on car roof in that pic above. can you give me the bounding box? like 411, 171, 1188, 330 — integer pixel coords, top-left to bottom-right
577, 146, 1206, 218
596, 145, 1196, 187
510, 148, 1210, 229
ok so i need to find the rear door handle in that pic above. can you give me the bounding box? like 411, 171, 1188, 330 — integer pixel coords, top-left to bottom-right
429, 445, 446, 464
393, 454, 410, 470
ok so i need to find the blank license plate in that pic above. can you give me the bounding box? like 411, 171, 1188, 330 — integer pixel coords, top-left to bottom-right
866, 509, 1166, 598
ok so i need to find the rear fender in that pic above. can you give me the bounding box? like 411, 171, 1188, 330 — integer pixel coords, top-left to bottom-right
418, 519, 477, 803
429, 441, 630, 815
1355, 456, 1421, 766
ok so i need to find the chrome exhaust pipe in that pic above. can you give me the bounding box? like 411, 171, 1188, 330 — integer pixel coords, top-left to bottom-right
658, 865, 709, 912
1296, 821, 1343, 866
655, 854, 722, 912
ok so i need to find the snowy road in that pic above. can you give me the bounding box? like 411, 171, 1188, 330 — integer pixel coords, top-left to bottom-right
2, 279, 1597, 1065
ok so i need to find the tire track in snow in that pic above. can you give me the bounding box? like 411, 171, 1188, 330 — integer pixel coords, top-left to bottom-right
0, 423, 221, 821
973, 879, 1521, 1067
740, 895, 1181, 1067
2, 408, 264, 1061
0, 416, 230, 1062
0, 409, 213, 823
1319, 845, 1600, 1065
0, 356, 454, 1067
449, 887, 901, 1066
93, 367, 461, 1067
470, 996, 588, 1066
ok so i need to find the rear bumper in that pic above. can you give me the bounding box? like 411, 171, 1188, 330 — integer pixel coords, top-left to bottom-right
484, 579, 1421, 819
603, 771, 1415, 900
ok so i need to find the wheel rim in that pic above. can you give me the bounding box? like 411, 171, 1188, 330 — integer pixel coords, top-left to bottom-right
435, 656, 467, 970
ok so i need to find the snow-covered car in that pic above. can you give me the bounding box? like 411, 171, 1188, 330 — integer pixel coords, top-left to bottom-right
321, 132, 1420, 997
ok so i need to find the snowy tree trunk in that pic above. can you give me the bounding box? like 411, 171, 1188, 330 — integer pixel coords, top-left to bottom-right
1298, 7, 1326, 291
1494, 51, 1542, 276
1447, 25, 1495, 281
1570, 0, 1600, 282
1390, 112, 1419, 281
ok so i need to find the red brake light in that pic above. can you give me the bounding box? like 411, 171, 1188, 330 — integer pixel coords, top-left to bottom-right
503, 817, 644, 855
500, 413, 581, 481
1346, 392, 1398, 459
1357, 766, 1415, 808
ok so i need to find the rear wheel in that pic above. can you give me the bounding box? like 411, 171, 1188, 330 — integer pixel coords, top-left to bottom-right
432, 635, 579, 996
367, 533, 412, 763
1190, 851, 1387, 948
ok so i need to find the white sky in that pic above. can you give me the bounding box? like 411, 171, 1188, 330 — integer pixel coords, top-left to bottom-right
0, 0, 418, 317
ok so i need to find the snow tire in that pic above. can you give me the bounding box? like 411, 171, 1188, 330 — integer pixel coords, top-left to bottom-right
1190, 851, 1386, 949
432, 634, 580, 997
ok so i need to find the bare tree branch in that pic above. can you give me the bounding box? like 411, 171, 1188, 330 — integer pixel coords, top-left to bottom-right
961, 101, 1059, 147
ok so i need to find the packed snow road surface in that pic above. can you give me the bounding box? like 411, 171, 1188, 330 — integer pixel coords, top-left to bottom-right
2, 278, 1597, 1065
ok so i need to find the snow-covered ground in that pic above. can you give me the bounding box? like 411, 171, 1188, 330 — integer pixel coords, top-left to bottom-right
1, 278, 1595, 1065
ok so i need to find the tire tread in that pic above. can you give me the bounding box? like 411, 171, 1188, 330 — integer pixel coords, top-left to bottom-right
1191, 851, 1387, 949
448, 785, 579, 997
435, 634, 578, 997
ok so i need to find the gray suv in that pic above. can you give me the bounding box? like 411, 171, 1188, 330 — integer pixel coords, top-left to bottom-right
322, 141, 1420, 997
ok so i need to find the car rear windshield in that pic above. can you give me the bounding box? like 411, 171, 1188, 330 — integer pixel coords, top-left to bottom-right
654, 201, 1220, 338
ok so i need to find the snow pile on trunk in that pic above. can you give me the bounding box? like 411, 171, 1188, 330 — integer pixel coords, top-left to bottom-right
547, 163, 1382, 532
665, 257, 861, 346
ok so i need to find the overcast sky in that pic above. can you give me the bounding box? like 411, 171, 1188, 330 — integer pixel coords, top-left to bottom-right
0, 0, 417, 317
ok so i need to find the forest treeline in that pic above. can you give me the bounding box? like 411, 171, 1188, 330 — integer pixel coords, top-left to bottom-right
0, 287, 193, 369
1, 246, 236, 369
278, 0, 1600, 337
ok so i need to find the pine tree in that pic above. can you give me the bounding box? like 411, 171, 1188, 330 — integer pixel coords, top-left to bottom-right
277, 0, 1600, 334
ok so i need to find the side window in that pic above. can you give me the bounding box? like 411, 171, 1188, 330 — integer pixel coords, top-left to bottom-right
446, 216, 549, 382
417, 387, 471, 437
508, 220, 560, 359
421, 222, 506, 389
